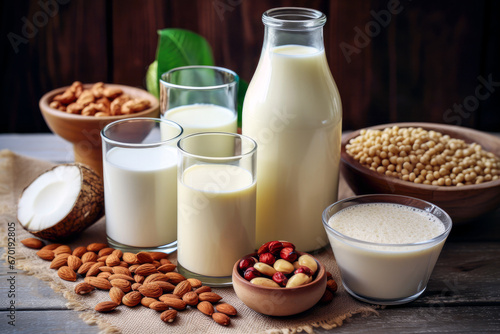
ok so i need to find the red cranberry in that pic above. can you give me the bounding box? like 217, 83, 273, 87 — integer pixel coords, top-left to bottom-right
280, 247, 297, 262
239, 257, 257, 271
259, 252, 276, 266
243, 267, 261, 281
294, 266, 313, 276
272, 272, 289, 287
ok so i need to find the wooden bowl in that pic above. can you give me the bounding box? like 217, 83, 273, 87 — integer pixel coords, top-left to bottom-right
39, 84, 159, 176
341, 122, 500, 223
232, 252, 327, 316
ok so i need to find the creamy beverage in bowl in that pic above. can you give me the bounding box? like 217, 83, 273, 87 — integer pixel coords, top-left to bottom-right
322, 195, 452, 305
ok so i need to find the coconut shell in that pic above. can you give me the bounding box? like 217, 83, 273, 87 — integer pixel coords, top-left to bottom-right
19, 163, 105, 241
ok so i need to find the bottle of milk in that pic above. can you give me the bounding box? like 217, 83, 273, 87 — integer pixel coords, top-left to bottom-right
243, 7, 342, 252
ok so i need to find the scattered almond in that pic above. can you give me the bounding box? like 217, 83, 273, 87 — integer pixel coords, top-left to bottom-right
136, 252, 154, 264
161, 298, 187, 310
135, 263, 157, 276
140, 297, 157, 307
21, 237, 44, 249
85, 276, 112, 290
53, 245, 72, 255
67, 255, 83, 271
40, 243, 62, 251
198, 292, 223, 303
36, 249, 55, 261
58, 266, 77, 281
109, 287, 125, 304
216, 303, 237, 316
138, 283, 163, 298
160, 309, 177, 323
173, 280, 192, 297
213, 312, 230, 326
164, 272, 186, 284
50, 254, 70, 269
74, 282, 94, 295
149, 252, 168, 260
112, 266, 131, 277
182, 291, 199, 306
149, 301, 169, 312
110, 278, 132, 293
77, 261, 96, 275
194, 286, 212, 294
72, 246, 87, 258
87, 243, 108, 252
157, 263, 177, 273
122, 291, 142, 307
197, 301, 214, 316
95, 301, 118, 313
87, 261, 105, 276
81, 252, 98, 263
187, 278, 202, 288
122, 252, 137, 264
106, 254, 121, 267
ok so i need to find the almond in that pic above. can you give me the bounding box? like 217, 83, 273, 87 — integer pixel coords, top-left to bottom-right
81, 252, 98, 263
118, 261, 128, 268
159, 294, 181, 301
129, 264, 140, 273
194, 286, 212, 294
109, 287, 125, 304
122, 252, 137, 264
156, 281, 175, 293
140, 296, 157, 307
21, 237, 44, 249
72, 246, 87, 258
143, 273, 168, 284
106, 254, 121, 267
110, 278, 131, 293
162, 298, 187, 310
138, 282, 163, 298
97, 272, 112, 279
131, 283, 142, 291
122, 291, 142, 307
41, 243, 62, 251
58, 266, 77, 281
134, 274, 145, 284
77, 261, 96, 275
157, 263, 177, 273
182, 291, 199, 306
87, 261, 105, 276
319, 288, 334, 304
108, 274, 135, 281
197, 301, 214, 316
74, 282, 94, 295
67, 255, 83, 271
164, 272, 186, 284
198, 292, 223, 303
213, 312, 230, 326
50, 254, 70, 269
149, 301, 169, 312
99, 266, 114, 273
136, 252, 154, 264
160, 258, 172, 265
173, 280, 192, 297
135, 263, 157, 276
97, 255, 108, 262
98, 247, 115, 257
95, 301, 118, 313
53, 245, 72, 255
216, 303, 237, 316
86, 276, 112, 290
326, 279, 338, 293
87, 242, 108, 252
36, 249, 55, 261
112, 266, 132, 277
160, 309, 177, 323
111, 249, 123, 259
187, 278, 202, 288
149, 251, 168, 260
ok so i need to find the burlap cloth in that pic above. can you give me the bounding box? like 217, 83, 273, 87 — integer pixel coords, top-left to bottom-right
0, 149, 378, 333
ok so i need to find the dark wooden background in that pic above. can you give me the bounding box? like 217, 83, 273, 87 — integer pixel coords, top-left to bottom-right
1, 0, 499, 134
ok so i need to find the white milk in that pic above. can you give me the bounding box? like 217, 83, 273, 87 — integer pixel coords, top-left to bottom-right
164, 104, 237, 136
327, 203, 447, 300
103, 146, 178, 248
177, 164, 256, 277
243, 45, 342, 251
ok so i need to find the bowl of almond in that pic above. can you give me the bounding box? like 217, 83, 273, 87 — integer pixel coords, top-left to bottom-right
39, 82, 159, 175
232, 240, 334, 316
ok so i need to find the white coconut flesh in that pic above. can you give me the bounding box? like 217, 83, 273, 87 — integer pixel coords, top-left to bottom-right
18, 165, 82, 231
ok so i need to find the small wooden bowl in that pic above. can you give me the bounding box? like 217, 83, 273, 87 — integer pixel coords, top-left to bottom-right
39, 84, 159, 176
232, 252, 327, 316
341, 122, 500, 223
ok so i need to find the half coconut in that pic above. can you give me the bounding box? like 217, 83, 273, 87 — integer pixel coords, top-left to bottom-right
17, 163, 104, 241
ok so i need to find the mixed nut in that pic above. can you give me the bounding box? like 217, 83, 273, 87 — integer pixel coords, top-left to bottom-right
239, 240, 337, 300
49, 81, 151, 117
21, 238, 236, 326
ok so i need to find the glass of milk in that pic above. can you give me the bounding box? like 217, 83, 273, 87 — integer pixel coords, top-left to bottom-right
101, 118, 183, 253
322, 194, 452, 305
177, 132, 257, 286
160, 66, 238, 137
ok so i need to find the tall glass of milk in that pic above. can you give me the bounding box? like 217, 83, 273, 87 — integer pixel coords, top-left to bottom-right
243, 8, 342, 252
101, 118, 183, 253
322, 194, 452, 305
160, 66, 238, 137
177, 132, 257, 286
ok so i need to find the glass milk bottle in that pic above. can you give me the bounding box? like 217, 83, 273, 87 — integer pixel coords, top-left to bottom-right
242, 7, 342, 252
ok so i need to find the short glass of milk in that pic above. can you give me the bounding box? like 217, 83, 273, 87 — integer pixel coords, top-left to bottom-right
160, 66, 238, 137
177, 132, 257, 286
101, 117, 183, 253
322, 194, 452, 305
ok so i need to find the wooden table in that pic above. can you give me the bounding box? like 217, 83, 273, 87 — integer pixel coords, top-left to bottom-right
1, 133, 499, 333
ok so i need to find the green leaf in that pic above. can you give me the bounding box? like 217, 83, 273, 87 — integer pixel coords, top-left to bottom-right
146, 60, 158, 98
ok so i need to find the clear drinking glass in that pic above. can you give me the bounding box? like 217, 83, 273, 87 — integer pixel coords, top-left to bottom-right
322, 194, 452, 305
101, 118, 183, 253
177, 132, 257, 286
160, 66, 239, 137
